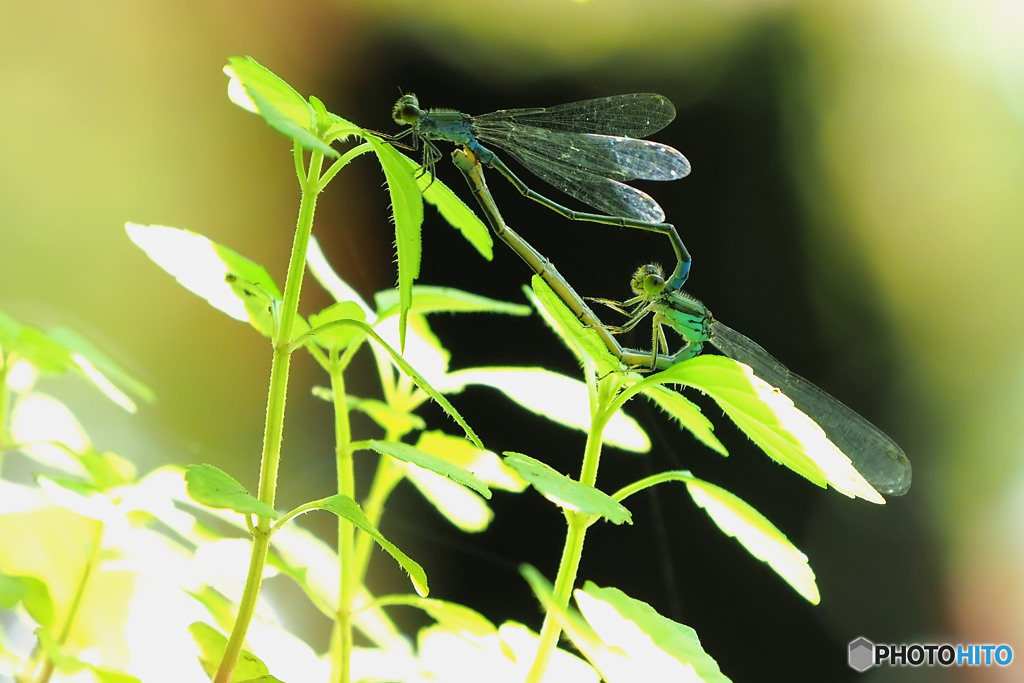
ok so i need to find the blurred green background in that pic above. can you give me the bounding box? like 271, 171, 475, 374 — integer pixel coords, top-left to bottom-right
3, 0, 1022, 680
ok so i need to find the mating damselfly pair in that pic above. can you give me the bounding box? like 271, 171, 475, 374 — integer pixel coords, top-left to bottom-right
387, 91, 911, 498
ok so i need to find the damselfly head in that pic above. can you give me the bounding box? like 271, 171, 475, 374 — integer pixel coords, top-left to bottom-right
392, 94, 421, 125
629, 264, 666, 299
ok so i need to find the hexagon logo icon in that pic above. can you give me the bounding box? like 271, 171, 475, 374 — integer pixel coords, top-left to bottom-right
849, 637, 875, 672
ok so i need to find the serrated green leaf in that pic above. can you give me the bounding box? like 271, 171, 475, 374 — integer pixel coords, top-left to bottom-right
185, 464, 278, 519
442, 367, 649, 453
574, 583, 731, 683
224, 56, 311, 128
308, 301, 367, 351
243, 82, 338, 157
417, 431, 525, 492
266, 523, 409, 650
399, 430, 518, 533
126, 224, 277, 324
643, 384, 726, 456
369, 439, 490, 499
641, 356, 883, 503
685, 476, 819, 604
304, 494, 428, 596
372, 312, 450, 384
390, 151, 492, 259
224, 56, 337, 157
375, 285, 530, 320
367, 137, 424, 350
328, 318, 481, 448
503, 452, 631, 524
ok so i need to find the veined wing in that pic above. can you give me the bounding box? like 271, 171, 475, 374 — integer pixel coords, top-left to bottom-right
709, 320, 912, 496
473, 93, 677, 138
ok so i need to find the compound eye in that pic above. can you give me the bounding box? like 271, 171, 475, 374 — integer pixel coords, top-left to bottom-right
642, 273, 666, 297
392, 95, 421, 124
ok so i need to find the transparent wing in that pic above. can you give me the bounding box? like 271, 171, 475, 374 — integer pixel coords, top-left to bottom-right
473, 93, 677, 137
493, 138, 670, 222
709, 321, 912, 496
475, 121, 689, 183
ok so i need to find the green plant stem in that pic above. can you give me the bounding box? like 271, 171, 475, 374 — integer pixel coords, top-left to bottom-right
525, 376, 617, 682
352, 457, 404, 583
330, 357, 355, 683
526, 508, 590, 683
29, 520, 104, 683
352, 385, 417, 583
214, 148, 325, 683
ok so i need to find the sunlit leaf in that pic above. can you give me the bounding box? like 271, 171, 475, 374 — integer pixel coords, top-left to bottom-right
375, 595, 497, 638
308, 301, 367, 352
367, 137, 424, 349
405, 467, 492, 533
224, 56, 310, 128
224, 273, 279, 338
368, 440, 490, 499
189, 621, 270, 680
224, 56, 337, 157
573, 583, 731, 683
267, 523, 409, 650
417, 431, 525, 492
0, 311, 72, 373
35, 627, 87, 672
640, 356, 883, 503
372, 313, 449, 387
684, 476, 819, 603
90, 667, 143, 683
305, 237, 376, 321
343, 396, 426, 437
304, 494, 428, 596
416, 616, 598, 683
374, 286, 529, 320
392, 151, 493, 260
528, 276, 622, 378
503, 452, 631, 524
185, 464, 278, 519
10, 392, 90, 472
441, 367, 649, 453
0, 572, 54, 627
643, 384, 726, 456
397, 431, 524, 532
347, 317, 481, 448
37, 476, 122, 526
48, 325, 155, 412
126, 224, 277, 324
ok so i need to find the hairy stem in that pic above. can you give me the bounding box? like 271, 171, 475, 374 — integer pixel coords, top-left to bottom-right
214, 148, 325, 683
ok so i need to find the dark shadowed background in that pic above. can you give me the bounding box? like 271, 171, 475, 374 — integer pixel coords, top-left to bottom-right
3, 1, 1022, 681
